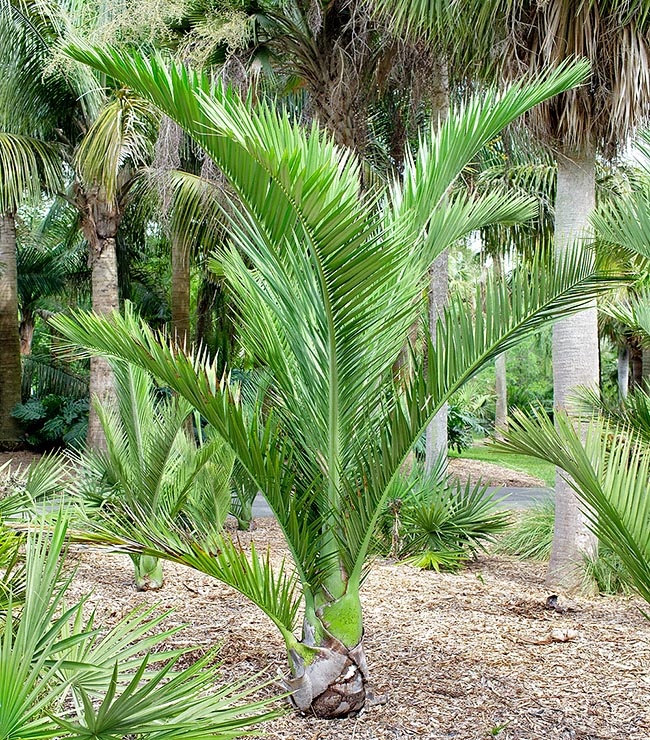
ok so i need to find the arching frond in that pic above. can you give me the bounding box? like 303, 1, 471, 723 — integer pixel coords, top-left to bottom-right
0, 132, 62, 213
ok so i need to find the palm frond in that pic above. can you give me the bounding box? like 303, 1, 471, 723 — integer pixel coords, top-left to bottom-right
0, 132, 62, 213
497, 409, 650, 606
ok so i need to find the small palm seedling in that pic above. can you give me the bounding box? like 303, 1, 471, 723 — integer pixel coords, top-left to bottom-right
75, 361, 233, 590
54, 44, 621, 717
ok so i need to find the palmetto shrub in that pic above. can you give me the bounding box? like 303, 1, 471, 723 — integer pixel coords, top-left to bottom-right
0, 518, 277, 740
381, 468, 510, 570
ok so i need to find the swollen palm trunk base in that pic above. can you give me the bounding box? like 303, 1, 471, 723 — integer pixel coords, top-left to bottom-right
131, 554, 164, 591
286, 632, 368, 718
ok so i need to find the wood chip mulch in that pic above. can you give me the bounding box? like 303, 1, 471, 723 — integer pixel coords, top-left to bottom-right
64, 519, 650, 740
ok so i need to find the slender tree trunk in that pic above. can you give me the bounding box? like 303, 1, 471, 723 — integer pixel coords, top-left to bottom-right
171, 233, 190, 346
494, 351, 508, 438
19, 314, 35, 355
630, 338, 643, 390
617, 345, 629, 401
549, 148, 599, 590
493, 252, 508, 439
0, 213, 22, 447
424, 58, 450, 476
78, 190, 120, 451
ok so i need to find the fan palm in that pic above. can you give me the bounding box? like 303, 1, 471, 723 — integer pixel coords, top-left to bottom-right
51, 46, 620, 717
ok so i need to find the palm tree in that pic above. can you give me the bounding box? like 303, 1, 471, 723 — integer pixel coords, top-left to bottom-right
77, 361, 234, 590
0, 132, 62, 446
54, 46, 615, 717
377, 0, 650, 589
0, 0, 159, 449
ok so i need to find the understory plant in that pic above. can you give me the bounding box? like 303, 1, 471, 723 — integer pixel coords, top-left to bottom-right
75, 361, 234, 590
496, 496, 630, 593
53, 45, 619, 718
382, 468, 510, 570
498, 410, 650, 606
0, 518, 277, 740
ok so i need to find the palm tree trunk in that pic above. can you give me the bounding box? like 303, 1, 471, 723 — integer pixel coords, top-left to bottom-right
630, 338, 643, 390
19, 314, 35, 355
284, 589, 367, 718
494, 351, 508, 438
171, 233, 190, 346
424, 57, 449, 475
493, 251, 508, 439
0, 213, 23, 447
549, 148, 599, 590
80, 195, 120, 451
617, 345, 629, 401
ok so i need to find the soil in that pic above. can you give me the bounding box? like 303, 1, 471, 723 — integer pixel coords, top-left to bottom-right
64, 520, 650, 740
4, 452, 647, 739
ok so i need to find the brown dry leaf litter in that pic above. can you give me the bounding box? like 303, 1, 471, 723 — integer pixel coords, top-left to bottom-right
447, 459, 545, 489
65, 519, 650, 740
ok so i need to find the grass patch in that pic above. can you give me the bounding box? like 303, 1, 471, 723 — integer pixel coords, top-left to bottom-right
450, 442, 555, 487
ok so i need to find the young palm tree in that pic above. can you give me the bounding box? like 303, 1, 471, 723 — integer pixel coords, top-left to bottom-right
77, 360, 234, 590
0, 132, 62, 446
53, 46, 617, 717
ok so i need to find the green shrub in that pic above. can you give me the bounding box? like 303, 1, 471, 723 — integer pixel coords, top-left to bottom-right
496, 499, 555, 560
497, 497, 632, 594
382, 468, 511, 570
12, 394, 88, 449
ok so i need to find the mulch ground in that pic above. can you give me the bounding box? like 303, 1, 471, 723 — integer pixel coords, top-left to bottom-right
64, 519, 650, 740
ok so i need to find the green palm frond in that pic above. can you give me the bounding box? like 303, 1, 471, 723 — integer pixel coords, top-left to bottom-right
75, 92, 157, 202
0, 132, 62, 213
497, 409, 650, 606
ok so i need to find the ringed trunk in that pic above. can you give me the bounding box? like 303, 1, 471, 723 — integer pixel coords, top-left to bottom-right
78, 191, 121, 452
0, 213, 22, 447
549, 148, 599, 591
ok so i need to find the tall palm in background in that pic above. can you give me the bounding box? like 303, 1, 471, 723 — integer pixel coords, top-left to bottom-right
377, 0, 650, 587
52, 46, 618, 718
0, 132, 62, 446
0, 0, 159, 449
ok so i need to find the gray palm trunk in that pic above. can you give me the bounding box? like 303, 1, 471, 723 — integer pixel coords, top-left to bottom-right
494, 351, 508, 438
549, 148, 599, 589
82, 200, 120, 451
424, 58, 450, 475
493, 251, 507, 439
0, 213, 22, 446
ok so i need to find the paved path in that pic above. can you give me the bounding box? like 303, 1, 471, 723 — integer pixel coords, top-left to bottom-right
250, 486, 553, 518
